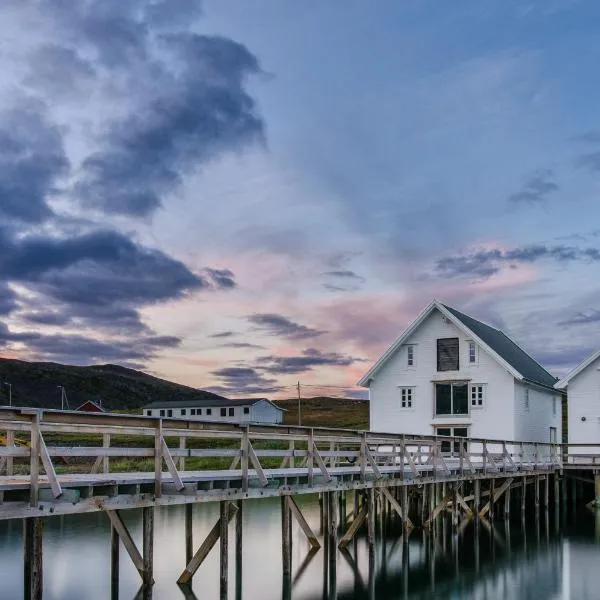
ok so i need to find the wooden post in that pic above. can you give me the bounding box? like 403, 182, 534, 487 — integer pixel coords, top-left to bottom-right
367, 489, 375, 551
103, 433, 111, 474
328, 491, 338, 599
319, 493, 324, 535
554, 473, 560, 513
179, 436, 186, 472
185, 504, 193, 565
154, 420, 163, 499
535, 475, 540, 515
307, 429, 314, 487
241, 427, 249, 493
29, 413, 40, 507
220, 501, 229, 600
111, 524, 119, 600
401, 485, 409, 533
23, 518, 43, 600
521, 477, 527, 517
544, 475, 549, 509
281, 496, 292, 580
235, 501, 243, 600
504, 482, 511, 520
142, 507, 154, 588
489, 480, 495, 522
474, 480, 481, 520
6, 430, 14, 476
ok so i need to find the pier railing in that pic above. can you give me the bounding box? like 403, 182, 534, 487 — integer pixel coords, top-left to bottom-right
0, 407, 567, 514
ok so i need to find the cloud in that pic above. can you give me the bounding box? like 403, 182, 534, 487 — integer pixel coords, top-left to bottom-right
220, 342, 265, 350
573, 131, 600, 171
508, 169, 559, 204
247, 313, 327, 339
436, 244, 600, 279
210, 366, 283, 395
258, 348, 362, 375
0, 285, 17, 316
559, 309, 600, 326
204, 268, 236, 289
0, 101, 68, 224
323, 269, 365, 292
210, 331, 235, 338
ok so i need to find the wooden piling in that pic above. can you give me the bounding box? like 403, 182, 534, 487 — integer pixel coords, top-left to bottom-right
235, 500, 243, 600
521, 477, 527, 516
220, 501, 229, 600
142, 507, 154, 588
111, 524, 119, 600
504, 482, 511, 520
23, 517, 43, 600
328, 491, 338, 599
281, 496, 292, 581
185, 504, 193, 565
367, 489, 375, 551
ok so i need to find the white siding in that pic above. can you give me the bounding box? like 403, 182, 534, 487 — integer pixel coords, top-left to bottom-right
369, 308, 516, 439
564, 355, 600, 450
145, 401, 283, 425
514, 382, 561, 443
250, 400, 284, 424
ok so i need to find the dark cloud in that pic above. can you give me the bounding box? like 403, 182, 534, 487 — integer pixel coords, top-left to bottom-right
531, 346, 595, 370
573, 131, 600, 172
559, 310, 600, 326
0, 285, 18, 316
247, 313, 327, 339
210, 366, 283, 395
21, 311, 72, 327
258, 348, 361, 375
220, 342, 265, 350
205, 268, 236, 289
210, 331, 235, 338
0, 102, 68, 223
508, 169, 559, 204
436, 244, 600, 279
323, 269, 365, 292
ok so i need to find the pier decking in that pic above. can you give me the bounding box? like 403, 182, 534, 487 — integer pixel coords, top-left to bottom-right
0, 407, 597, 599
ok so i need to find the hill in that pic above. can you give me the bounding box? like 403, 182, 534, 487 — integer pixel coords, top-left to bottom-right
0, 358, 224, 410
276, 396, 369, 430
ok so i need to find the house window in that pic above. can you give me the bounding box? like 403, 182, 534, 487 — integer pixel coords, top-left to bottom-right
468, 341, 477, 364
435, 382, 468, 415
206, 408, 212, 416
552, 396, 557, 416
191, 409, 196, 415
167, 409, 172, 418
228, 408, 234, 417
470, 384, 485, 408
160, 409, 165, 417
437, 338, 459, 371
243, 407, 250, 414
181, 409, 186, 416
524, 389, 530, 412
400, 387, 413, 408
198, 409, 202, 416
220, 408, 227, 417
407, 344, 415, 367
436, 426, 468, 456
146, 410, 151, 416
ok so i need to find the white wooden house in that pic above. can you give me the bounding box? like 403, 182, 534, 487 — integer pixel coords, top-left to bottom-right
143, 398, 284, 425
358, 300, 561, 444
555, 350, 600, 453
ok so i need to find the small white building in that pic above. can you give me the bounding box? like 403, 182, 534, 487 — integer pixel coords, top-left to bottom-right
555, 350, 600, 452
358, 300, 561, 444
143, 398, 284, 425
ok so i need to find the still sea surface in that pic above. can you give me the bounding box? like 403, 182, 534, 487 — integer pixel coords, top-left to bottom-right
0, 496, 598, 599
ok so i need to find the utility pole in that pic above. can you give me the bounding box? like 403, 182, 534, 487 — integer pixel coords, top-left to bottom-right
3, 382, 11, 407
297, 381, 301, 426
57, 386, 69, 410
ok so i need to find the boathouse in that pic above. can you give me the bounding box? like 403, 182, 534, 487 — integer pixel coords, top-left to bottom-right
555, 350, 600, 453
359, 300, 561, 443
143, 397, 284, 424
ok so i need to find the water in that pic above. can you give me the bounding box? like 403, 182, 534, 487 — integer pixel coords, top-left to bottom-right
0, 496, 597, 599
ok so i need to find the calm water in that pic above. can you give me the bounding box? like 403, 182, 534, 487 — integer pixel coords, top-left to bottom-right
0, 496, 598, 599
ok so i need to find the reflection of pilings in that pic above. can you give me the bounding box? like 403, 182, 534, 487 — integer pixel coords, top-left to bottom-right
281, 496, 292, 585
23, 517, 43, 600
185, 504, 193, 565
328, 492, 338, 600
142, 507, 154, 588
402, 533, 409, 600
220, 501, 229, 600
111, 523, 119, 600
235, 501, 243, 600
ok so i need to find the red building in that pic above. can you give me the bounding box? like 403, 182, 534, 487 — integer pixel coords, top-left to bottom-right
74, 400, 105, 413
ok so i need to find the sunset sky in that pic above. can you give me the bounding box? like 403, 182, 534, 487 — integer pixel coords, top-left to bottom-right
2, 1, 600, 398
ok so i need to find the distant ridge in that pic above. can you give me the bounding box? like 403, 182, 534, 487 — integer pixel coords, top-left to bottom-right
0, 358, 224, 410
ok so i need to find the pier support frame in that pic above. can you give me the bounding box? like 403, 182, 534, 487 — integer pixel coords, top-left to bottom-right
23, 517, 43, 600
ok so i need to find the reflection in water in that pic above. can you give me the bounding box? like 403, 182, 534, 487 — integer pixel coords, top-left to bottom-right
2, 497, 600, 599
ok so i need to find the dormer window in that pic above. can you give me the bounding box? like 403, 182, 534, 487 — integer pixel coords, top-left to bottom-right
468, 341, 477, 364
437, 338, 459, 371
407, 344, 415, 367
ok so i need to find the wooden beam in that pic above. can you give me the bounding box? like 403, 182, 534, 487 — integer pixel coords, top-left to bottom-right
312, 444, 333, 482
220, 501, 229, 600
364, 445, 382, 479
454, 491, 473, 519
379, 487, 414, 529
185, 504, 193, 565
161, 436, 184, 491
29, 413, 40, 507
479, 478, 513, 518
247, 441, 268, 487
288, 496, 321, 548
154, 420, 163, 499
105, 510, 152, 583
23, 517, 43, 600
338, 504, 367, 548
111, 524, 119, 600
424, 487, 455, 528
178, 502, 237, 585
38, 433, 62, 499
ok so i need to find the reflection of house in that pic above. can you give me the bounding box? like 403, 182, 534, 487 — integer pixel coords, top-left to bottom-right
74, 400, 105, 413
143, 398, 284, 424
555, 350, 600, 452
359, 300, 561, 443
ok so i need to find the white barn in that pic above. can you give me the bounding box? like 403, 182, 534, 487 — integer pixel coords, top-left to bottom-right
358, 300, 561, 444
555, 350, 600, 452
143, 398, 284, 425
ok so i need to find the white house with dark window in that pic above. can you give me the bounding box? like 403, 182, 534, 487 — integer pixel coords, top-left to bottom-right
143, 398, 284, 425
555, 350, 600, 452
358, 300, 561, 444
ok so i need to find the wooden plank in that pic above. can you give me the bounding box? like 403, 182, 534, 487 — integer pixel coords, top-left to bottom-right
178, 502, 237, 585
142, 507, 154, 586
220, 501, 228, 600
247, 441, 268, 487
424, 489, 454, 528
179, 436, 186, 472
241, 427, 249, 492
364, 445, 382, 479
154, 420, 163, 499
312, 444, 333, 482
288, 496, 321, 548
38, 434, 62, 499
6, 430, 14, 476
29, 414, 40, 507
281, 496, 291, 579
454, 491, 473, 518
479, 478, 513, 518
103, 433, 110, 474
379, 487, 414, 529
161, 436, 184, 491
338, 504, 367, 548
105, 510, 145, 576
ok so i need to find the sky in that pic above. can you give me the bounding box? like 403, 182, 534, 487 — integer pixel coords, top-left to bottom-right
2, 1, 600, 398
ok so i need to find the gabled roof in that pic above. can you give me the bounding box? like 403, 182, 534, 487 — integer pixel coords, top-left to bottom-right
358, 300, 558, 390
144, 397, 284, 411
555, 350, 600, 389
74, 400, 105, 412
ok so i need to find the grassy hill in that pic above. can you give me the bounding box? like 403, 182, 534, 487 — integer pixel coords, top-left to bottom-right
276, 396, 369, 430
0, 358, 224, 410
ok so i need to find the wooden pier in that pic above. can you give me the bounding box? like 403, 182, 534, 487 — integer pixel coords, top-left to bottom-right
0, 407, 598, 599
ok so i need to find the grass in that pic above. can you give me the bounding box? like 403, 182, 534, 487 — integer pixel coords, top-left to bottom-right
277, 397, 369, 430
